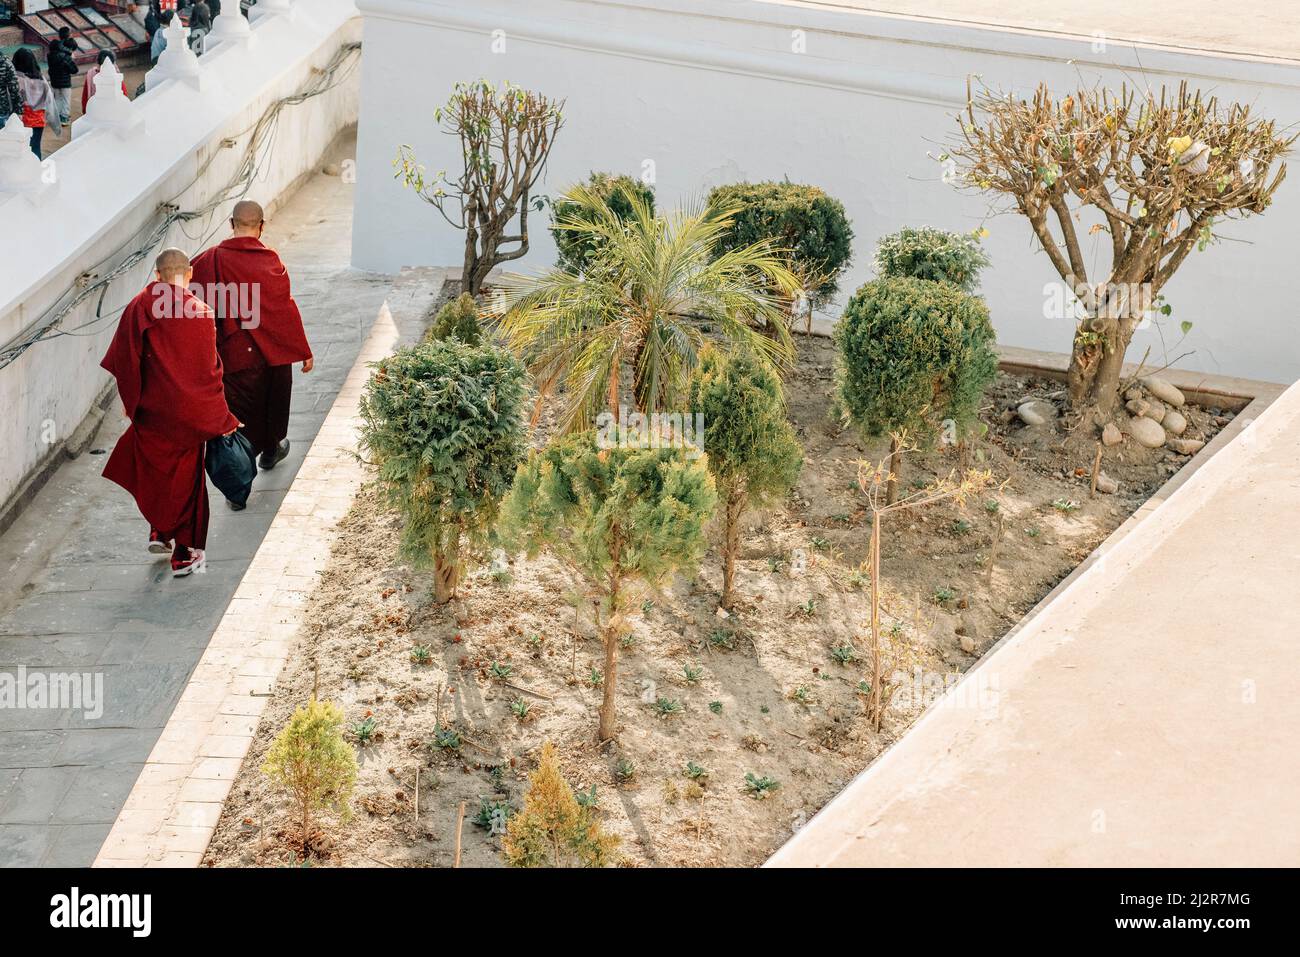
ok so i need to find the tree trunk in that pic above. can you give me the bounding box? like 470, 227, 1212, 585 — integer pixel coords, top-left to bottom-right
867, 509, 884, 731
1066, 313, 1137, 423
432, 533, 462, 604
885, 435, 903, 506
597, 571, 622, 741
598, 626, 618, 741
721, 485, 746, 608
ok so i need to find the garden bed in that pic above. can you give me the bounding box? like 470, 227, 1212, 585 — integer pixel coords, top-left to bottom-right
202, 332, 1232, 868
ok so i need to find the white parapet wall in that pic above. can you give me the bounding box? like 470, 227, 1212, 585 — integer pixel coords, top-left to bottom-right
351, 0, 1300, 385
0, 0, 362, 522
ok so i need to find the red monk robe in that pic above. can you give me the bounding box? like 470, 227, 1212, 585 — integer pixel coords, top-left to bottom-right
101, 281, 239, 552
189, 236, 312, 460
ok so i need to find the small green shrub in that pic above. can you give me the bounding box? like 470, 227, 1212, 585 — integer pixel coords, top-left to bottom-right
474, 797, 513, 835
689, 347, 801, 608
550, 172, 655, 272
262, 698, 357, 849
498, 433, 716, 740
744, 772, 780, 798
834, 276, 997, 497
359, 339, 528, 603
504, 742, 619, 867
874, 226, 990, 293
425, 293, 482, 344
707, 181, 854, 307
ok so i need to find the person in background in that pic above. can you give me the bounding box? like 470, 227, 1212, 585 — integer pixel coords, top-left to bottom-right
190, 1, 212, 32
11, 48, 60, 158
190, 200, 314, 481
47, 27, 78, 126
100, 249, 240, 577
144, 2, 161, 43
151, 10, 173, 62
82, 50, 129, 114
0, 50, 20, 129
210, 0, 222, 17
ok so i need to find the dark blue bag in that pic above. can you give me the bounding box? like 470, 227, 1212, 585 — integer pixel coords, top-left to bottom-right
205, 431, 257, 508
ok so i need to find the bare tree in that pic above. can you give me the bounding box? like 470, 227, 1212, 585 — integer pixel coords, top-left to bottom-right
396, 80, 565, 296
856, 435, 992, 732
951, 81, 1292, 426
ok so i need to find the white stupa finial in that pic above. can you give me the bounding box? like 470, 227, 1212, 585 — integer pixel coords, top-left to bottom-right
0, 114, 48, 195
210, 4, 254, 46
74, 59, 146, 140
146, 15, 205, 91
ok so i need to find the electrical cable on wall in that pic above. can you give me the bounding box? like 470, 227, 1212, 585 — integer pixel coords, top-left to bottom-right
0, 41, 362, 373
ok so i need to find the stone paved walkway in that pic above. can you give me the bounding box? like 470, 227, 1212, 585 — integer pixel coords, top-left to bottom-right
0, 131, 392, 867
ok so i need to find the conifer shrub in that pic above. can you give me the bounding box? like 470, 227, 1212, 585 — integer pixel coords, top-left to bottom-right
873, 226, 990, 292
688, 347, 801, 607
498, 433, 716, 739
550, 171, 655, 272
262, 698, 357, 851
360, 339, 528, 602
425, 292, 482, 345
706, 181, 854, 308
503, 741, 619, 867
834, 276, 997, 502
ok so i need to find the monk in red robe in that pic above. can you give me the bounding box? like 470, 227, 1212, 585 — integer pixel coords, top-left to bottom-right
101, 248, 240, 577
190, 200, 313, 497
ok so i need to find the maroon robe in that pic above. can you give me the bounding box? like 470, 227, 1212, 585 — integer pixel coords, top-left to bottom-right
190, 236, 311, 456
101, 281, 239, 549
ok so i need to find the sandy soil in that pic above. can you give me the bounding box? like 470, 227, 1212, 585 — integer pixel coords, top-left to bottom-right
203, 330, 1230, 868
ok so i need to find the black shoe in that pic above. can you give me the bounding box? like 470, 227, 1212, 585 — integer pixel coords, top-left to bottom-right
258, 439, 290, 471
226, 498, 247, 511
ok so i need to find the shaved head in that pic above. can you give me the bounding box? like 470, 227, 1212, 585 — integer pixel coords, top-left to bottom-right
155, 247, 191, 283
231, 200, 265, 232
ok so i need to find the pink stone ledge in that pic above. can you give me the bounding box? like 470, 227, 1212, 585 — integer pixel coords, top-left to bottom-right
93, 301, 399, 868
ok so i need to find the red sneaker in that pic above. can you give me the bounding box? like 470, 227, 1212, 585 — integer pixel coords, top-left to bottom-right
171, 546, 206, 578
147, 529, 173, 556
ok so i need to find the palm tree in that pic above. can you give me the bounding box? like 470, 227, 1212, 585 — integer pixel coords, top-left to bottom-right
496, 183, 801, 432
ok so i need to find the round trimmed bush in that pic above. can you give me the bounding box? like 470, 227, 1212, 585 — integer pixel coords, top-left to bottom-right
707, 181, 854, 307
873, 226, 990, 292
426, 292, 482, 344
835, 276, 997, 444
359, 339, 528, 602
551, 172, 655, 272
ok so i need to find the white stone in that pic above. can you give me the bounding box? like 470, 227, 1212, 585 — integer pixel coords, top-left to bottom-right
1142, 376, 1186, 408
1128, 416, 1166, 449
1101, 423, 1123, 447
1163, 410, 1188, 436
959, 634, 977, 654
1167, 437, 1205, 456
1017, 400, 1056, 427
1095, 472, 1119, 495
1145, 401, 1167, 425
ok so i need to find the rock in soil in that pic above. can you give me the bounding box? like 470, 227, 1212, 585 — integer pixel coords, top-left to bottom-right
1163, 410, 1188, 436
1145, 402, 1167, 424
1127, 416, 1167, 448
1143, 376, 1186, 407
1125, 398, 1150, 418
1017, 400, 1057, 427
1102, 422, 1124, 447
959, 634, 977, 654
1166, 437, 1206, 455
1095, 472, 1119, 494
